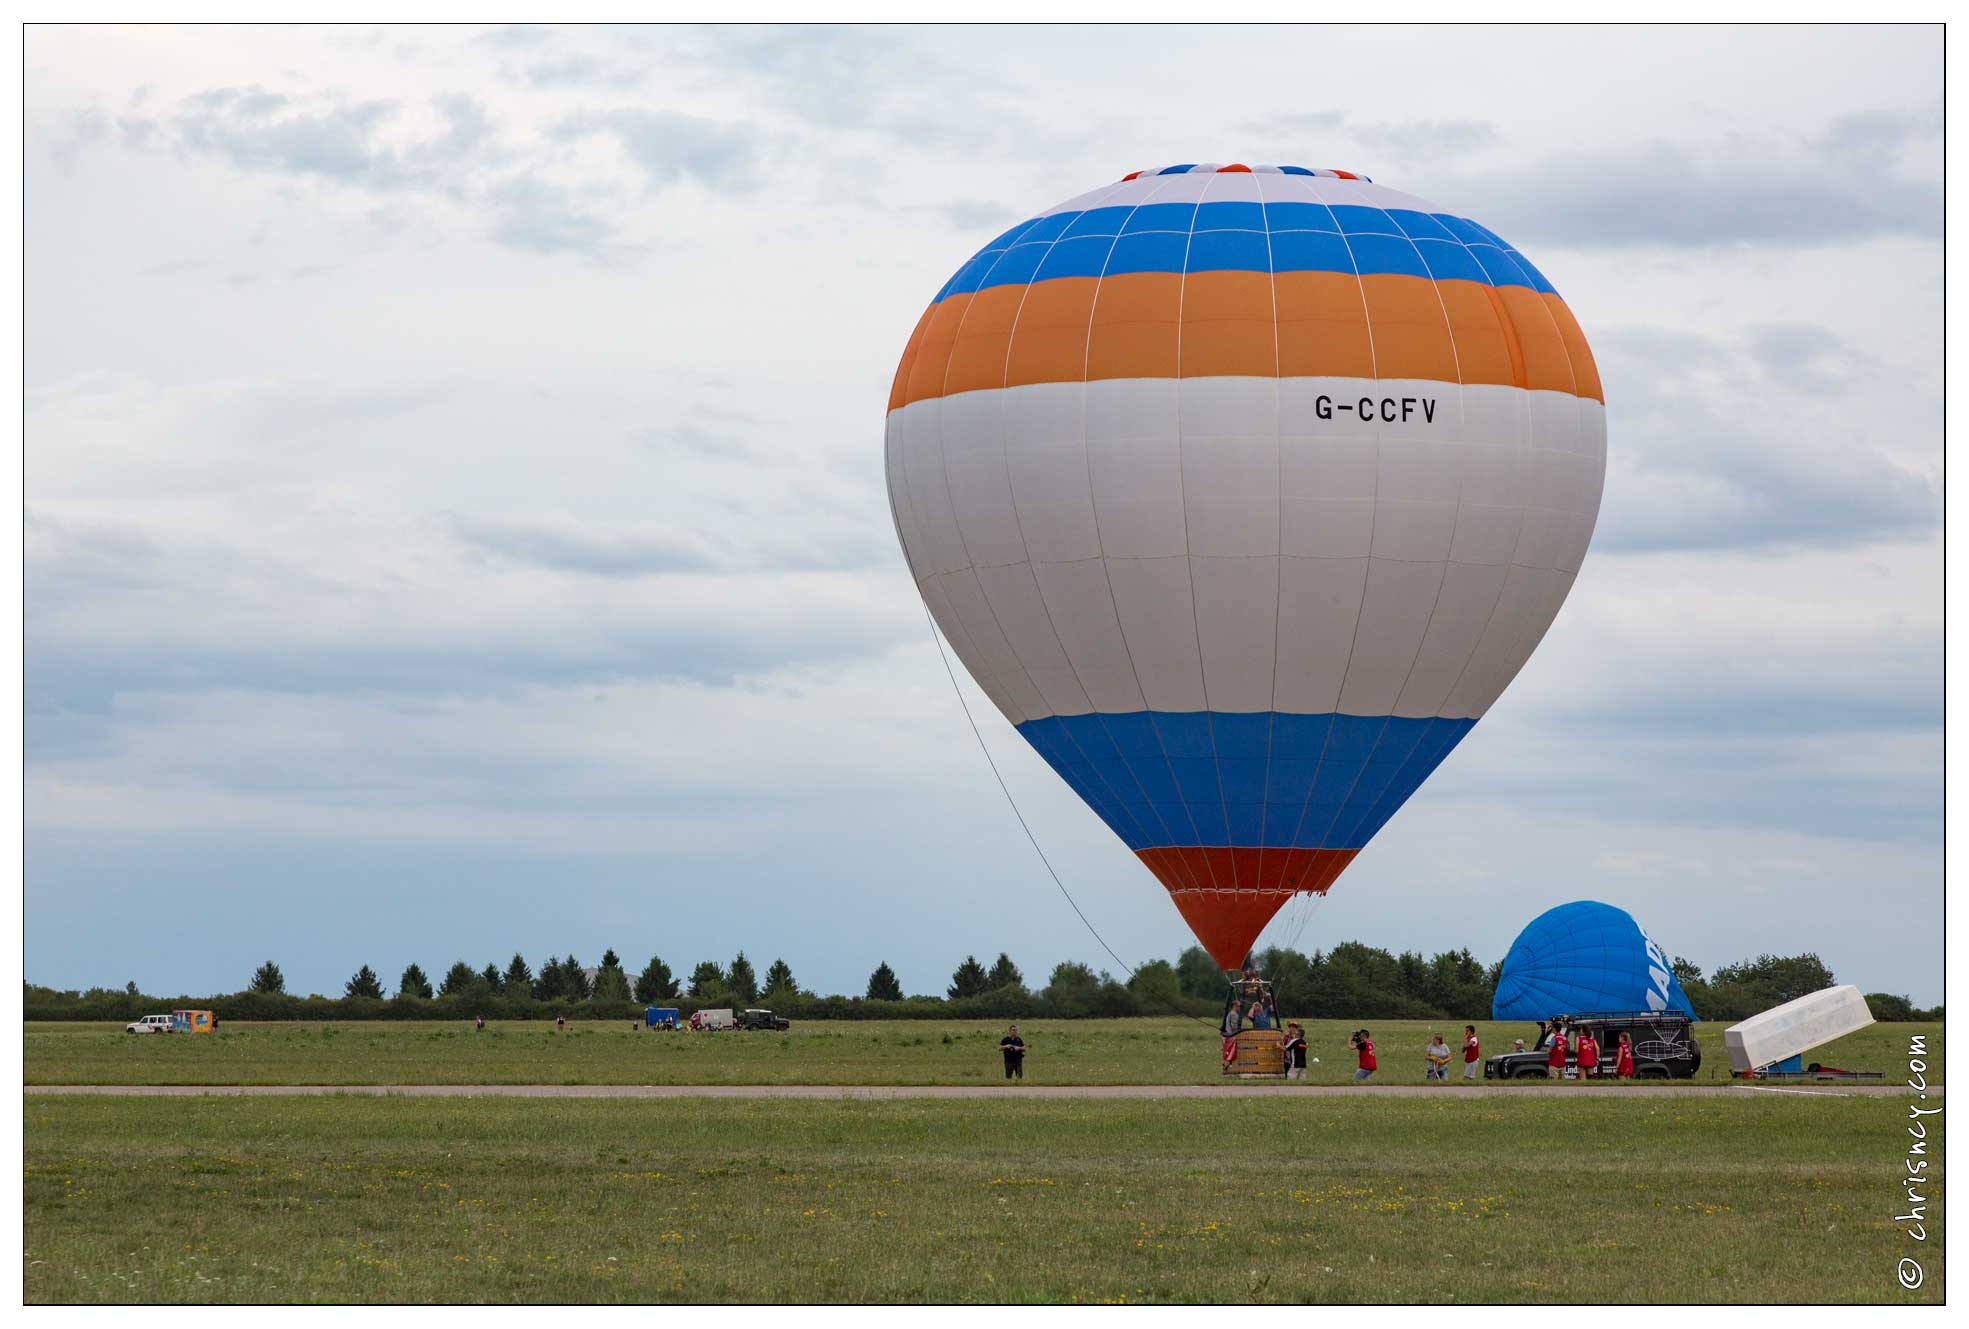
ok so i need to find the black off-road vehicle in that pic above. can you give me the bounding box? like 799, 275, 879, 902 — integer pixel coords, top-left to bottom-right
1484, 1011, 1701, 1080
738, 1008, 790, 1031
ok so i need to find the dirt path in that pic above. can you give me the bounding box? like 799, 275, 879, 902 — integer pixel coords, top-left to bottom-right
24, 1083, 1934, 1100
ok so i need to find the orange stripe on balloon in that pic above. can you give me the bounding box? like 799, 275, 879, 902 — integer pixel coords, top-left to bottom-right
894, 277, 1602, 407
1141, 847, 1361, 967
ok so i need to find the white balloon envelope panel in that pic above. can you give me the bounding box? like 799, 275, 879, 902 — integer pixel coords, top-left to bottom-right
885, 164, 1607, 967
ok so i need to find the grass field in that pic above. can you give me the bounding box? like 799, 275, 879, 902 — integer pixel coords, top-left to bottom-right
23, 1092, 1942, 1303
24, 1017, 1943, 1087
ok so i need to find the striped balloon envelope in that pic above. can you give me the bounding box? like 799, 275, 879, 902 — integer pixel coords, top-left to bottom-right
885, 164, 1605, 970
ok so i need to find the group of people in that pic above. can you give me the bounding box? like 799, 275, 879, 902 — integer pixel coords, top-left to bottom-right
1420, 1026, 1484, 1081
1538, 1023, 1637, 1079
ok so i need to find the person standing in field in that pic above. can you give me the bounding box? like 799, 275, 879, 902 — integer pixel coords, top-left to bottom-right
1576, 1029, 1600, 1081
474, 1014, 484, 1032
1462, 1025, 1480, 1081
1615, 1031, 1636, 1079
1352, 1029, 1376, 1082
1221, 994, 1245, 1066
1281, 1023, 1309, 1081
1425, 1034, 1451, 1081
1546, 1026, 1568, 1080
1000, 1024, 1027, 1081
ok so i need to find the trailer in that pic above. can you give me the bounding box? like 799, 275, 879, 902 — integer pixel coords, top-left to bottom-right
692, 1008, 736, 1031
645, 1006, 680, 1029
1724, 985, 1874, 1075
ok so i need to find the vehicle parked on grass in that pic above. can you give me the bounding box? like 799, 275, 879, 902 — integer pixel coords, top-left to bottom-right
692, 1008, 736, 1031
171, 1009, 216, 1033
738, 1008, 790, 1031
1485, 1012, 1702, 1080
125, 1014, 175, 1034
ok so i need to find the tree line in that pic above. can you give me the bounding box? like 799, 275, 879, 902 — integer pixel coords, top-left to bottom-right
25, 943, 1940, 1023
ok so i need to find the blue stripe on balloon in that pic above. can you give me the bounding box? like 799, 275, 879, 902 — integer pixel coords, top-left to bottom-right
933, 206, 1557, 297
1013, 712, 1476, 853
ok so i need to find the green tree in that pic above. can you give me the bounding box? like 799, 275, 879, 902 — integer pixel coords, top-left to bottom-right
1124, 958, 1181, 1010
1670, 956, 1705, 984
344, 964, 384, 1000
397, 963, 433, 1000
1712, 953, 1836, 1006
987, 953, 1023, 990
728, 951, 760, 1003
687, 961, 726, 996
480, 962, 504, 992
634, 956, 678, 1003
1865, 992, 1919, 1021
591, 966, 631, 1003
250, 961, 286, 994
1175, 946, 1223, 999
504, 953, 533, 991
439, 960, 480, 998
562, 956, 592, 1000
531, 956, 561, 1001
601, 948, 621, 969
948, 955, 990, 1000
762, 958, 797, 998
866, 962, 904, 1001
125, 980, 139, 997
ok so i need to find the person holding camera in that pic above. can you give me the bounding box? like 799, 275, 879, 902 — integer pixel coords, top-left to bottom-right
1350, 1029, 1376, 1082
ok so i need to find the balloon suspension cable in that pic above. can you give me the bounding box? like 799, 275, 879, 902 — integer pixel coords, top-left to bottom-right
922, 608, 1218, 1030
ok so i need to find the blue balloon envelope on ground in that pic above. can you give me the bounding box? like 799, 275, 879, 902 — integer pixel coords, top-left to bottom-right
1492, 901, 1697, 1020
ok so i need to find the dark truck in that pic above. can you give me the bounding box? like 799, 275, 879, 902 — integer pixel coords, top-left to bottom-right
738, 1008, 790, 1031
1485, 1011, 1702, 1080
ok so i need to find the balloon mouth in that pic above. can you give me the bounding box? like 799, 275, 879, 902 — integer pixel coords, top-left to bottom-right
1140, 847, 1359, 969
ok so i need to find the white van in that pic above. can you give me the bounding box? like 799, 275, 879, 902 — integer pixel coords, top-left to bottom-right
694, 1008, 735, 1031
125, 1014, 174, 1034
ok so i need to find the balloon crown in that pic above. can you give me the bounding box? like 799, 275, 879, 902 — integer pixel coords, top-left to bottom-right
1120, 164, 1373, 182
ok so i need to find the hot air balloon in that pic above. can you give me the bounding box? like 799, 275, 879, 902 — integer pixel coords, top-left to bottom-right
886, 164, 1605, 972
1492, 901, 1695, 1020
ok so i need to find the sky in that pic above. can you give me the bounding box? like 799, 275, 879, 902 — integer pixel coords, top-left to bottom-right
24, 24, 1943, 1003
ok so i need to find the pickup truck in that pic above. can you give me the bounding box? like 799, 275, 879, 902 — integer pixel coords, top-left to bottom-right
125, 1014, 175, 1034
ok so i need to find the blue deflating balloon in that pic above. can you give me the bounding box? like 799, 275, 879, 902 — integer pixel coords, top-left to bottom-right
1492, 901, 1697, 1020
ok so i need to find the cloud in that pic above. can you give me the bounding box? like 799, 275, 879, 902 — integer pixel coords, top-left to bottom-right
915, 199, 1020, 232
168, 88, 410, 188
1444, 111, 1940, 248
1591, 323, 1938, 552
443, 514, 718, 577
521, 54, 646, 91
1242, 110, 1496, 163
483, 175, 619, 256
551, 107, 764, 191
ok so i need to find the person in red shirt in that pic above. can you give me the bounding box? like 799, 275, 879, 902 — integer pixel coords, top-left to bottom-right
1546, 1027, 1569, 1080
1461, 1025, 1480, 1082
1577, 1030, 1600, 1080
1615, 1031, 1635, 1079
1352, 1029, 1377, 1082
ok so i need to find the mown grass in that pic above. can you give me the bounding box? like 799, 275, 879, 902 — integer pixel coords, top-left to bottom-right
24, 1018, 1943, 1087
24, 1093, 1941, 1303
